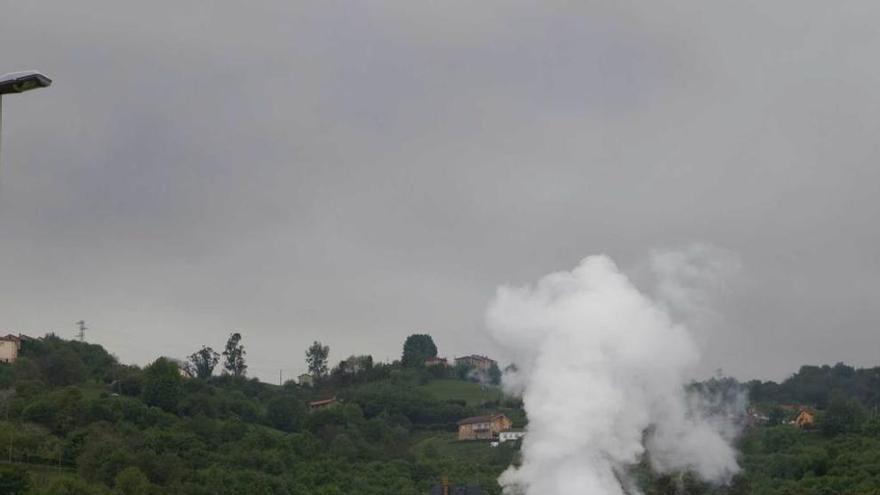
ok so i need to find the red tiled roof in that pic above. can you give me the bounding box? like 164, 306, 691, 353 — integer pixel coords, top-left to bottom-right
457, 414, 506, 426
455, 354, 495, 363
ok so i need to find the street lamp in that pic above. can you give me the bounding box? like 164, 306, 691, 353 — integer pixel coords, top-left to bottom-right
0, 71, 52, 95
0, 70, 52, 169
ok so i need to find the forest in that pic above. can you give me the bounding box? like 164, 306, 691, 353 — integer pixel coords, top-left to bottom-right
0, 333, 878, 495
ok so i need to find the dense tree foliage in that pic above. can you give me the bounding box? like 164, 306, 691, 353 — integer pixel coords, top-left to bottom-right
3, 335, 880, 495
401, 335, 437, 368
821, 392, 868, 437
141, 358, 183, 413
651, 367, 880, 495
748, 362, 880, 409
0, 336, 518, 494
305, 341, 329, 378
0, 465, 31, 494
221, 333, 246, 378
186, 347, 219, 380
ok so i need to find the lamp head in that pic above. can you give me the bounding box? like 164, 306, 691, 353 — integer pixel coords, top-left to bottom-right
0, 71, 52, 95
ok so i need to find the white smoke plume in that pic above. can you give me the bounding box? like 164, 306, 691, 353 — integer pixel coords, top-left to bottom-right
486, 252, 739, 495
645, 243, 742, 326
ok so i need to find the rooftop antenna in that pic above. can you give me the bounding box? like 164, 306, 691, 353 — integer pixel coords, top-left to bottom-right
75, 320, 87, 342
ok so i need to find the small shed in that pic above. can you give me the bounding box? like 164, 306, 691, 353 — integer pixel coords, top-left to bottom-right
309, 398, 338, 411
498, 430, 525, 443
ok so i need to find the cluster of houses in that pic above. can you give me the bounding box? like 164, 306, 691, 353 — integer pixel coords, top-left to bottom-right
425, 354, 496, 371
3, 332, 521, 444
745, 405, 815, 428
426, 353, 523, 445
457, 413, 524, 445
303, 402, 526, 445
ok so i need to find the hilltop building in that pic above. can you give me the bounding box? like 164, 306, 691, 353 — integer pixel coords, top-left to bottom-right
298, 373, 314, 386
165, 358, 194, 379
454, 355, 495, 372
777, 404, 817, 428
0, 334, 29, 363
425, 357, 449, 367
457, 413, 512, 441
341, 355, 373, 373
0, 333, 38, 364
744, 406, 769, 427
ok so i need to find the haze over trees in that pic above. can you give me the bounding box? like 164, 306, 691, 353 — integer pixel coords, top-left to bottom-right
487, 362, 502, 386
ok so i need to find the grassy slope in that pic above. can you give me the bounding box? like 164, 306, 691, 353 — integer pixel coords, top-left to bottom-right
412, 432, 496, 458
410, 432, 518, 494
419, 379, 502, 407
417, 379, 528, 428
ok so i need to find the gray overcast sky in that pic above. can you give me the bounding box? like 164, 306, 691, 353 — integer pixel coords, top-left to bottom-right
1, 1, 878, 382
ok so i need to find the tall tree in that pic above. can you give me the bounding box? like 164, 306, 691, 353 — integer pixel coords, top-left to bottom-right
401, 334, 438, 367
306, 341, 330, 378
345, 354, 373, 373
222, 332, 247, 377
188, 346, 220, 379
142, 357, 183, 412
488, 362, 502, 386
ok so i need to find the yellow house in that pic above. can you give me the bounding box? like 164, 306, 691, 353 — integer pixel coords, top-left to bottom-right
454, 355, 496, 372
457, 414, 512, 441
794, 409, 815, 428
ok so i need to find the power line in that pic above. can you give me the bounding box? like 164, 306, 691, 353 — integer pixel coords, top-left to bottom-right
75, 320, 87, 342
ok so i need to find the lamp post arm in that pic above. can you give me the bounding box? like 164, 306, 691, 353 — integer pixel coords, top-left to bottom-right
0, 95, 4, 173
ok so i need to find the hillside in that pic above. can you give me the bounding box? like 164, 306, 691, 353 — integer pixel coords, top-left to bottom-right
0, 335, 519, 494
419, 379, 501, 407
0, 335, 879, 494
